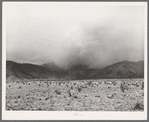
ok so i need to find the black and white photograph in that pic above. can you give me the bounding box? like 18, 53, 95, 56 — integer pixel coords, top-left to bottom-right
2, 2, 147, 120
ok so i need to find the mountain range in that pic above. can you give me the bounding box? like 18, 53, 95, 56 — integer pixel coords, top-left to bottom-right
68, 61, 144, 79
6, 60, 144, 81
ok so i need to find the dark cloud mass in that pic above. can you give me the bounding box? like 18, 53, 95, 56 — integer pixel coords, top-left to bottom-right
5, 3, 145, 69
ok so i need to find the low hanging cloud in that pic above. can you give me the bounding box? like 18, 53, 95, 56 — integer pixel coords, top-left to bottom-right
5, 3, 144, 69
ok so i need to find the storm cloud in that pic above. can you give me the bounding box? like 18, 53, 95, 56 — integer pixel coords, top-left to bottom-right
4, 2, 145, 69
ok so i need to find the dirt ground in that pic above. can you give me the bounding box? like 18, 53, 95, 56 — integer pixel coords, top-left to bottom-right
6, 79, 144, 111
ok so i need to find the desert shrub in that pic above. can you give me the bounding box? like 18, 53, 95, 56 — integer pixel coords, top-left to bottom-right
104, 81, 106, 84
55, 90, 61, 95
112, 81, 117, 85
45, 98, 48, 100
74, 96, 77, 99
49, 108, 54, 111
133, 102, 144, 110
107, 94, 114, 99
120, 83, 125, 92
37, 108, 42, 110
71, 86, 73, 89
87, 81, 92, 86
68, 90, 71, 97
141, 82, 144, 90
78, 87, 82, 92
136, 84, 139, 87
142, 92, 144, 96
120, 82, 129, 92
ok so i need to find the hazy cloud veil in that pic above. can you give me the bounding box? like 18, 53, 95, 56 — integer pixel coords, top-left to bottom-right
5, 3, 144, 69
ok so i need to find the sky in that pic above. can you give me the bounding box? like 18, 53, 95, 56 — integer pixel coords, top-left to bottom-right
4, 2, 145, 69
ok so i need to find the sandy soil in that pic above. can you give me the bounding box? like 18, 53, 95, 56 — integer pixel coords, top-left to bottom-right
6, 79, 144, 111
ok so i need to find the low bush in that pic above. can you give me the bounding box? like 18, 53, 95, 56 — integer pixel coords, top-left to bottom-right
133, 102, 144, 110
120, 83, 128, 92
78, 87, 82, 92
87, 81, 92, 86
141, 82, 144, 90
55, 90, 61, 95
68, 90, 71, 97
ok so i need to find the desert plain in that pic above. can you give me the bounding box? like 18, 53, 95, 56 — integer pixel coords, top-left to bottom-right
6, 79, 144, 111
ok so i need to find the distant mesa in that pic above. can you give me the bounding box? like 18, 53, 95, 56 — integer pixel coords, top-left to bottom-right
6, 60, 144, 81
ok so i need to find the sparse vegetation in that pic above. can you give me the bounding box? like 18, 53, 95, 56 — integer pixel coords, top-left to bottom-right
142, 82, 144, 89
87, 81, 92, 86
112, 81, 117, 85
133, 101, 144, 110
55, 90, 61, 95
6, 79, 144, 111
77, 87, 82, 92
68, 90, 71, 97
120, 83, 125, 92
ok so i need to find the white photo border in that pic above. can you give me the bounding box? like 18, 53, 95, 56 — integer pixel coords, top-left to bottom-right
2, 2, 148, 120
